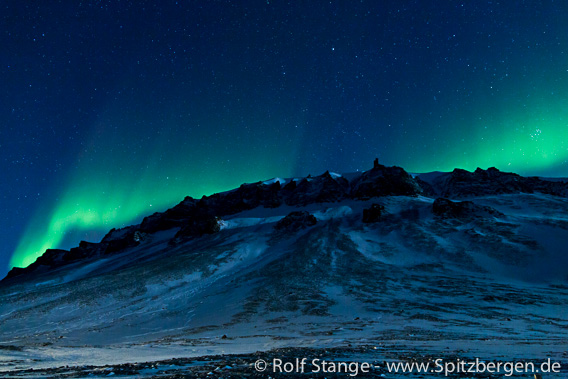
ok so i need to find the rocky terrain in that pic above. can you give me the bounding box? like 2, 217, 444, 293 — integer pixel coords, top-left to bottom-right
1, 161, 567, 377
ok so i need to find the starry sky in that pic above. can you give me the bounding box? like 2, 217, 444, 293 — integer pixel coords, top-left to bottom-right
2, 0, 568, 277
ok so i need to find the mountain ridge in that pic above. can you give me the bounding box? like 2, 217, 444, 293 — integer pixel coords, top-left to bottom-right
4, 161, 568, 283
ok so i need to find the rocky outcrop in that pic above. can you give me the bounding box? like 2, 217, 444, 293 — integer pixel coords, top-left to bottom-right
351, 164, 422, 199
274, 211, 317, 233
3, 266, 28, 280
4, 229, 145, 281
3, 249, 69, 280
100, 226, 141, 255
362, 203, 384, 223
103, 235, 138, 255
139, 197, 199, 234
63, 241, 101, 262
35, 248, 69, 266
425, 167, 568, 198
139, 212, 186, 234
432, 198, 503, 219
415, 177, 437, 197
173, 213, 220, 241
202, 180, 283, 215
284, 171, 350, 206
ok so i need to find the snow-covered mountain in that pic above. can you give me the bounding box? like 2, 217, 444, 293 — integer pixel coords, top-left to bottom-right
1, 161, 567, 377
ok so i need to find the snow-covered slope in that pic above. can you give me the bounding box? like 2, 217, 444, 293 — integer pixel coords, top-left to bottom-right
1, 165, 567, 377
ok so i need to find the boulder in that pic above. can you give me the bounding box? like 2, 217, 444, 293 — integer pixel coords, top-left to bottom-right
362, 203, 384, 223
432, 198, 503, 219
274, 211, 317, 232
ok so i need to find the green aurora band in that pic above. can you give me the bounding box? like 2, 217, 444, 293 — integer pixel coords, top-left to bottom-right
10, 110, 300, 269
9, 94, 568, 270
399, 92, 568, 175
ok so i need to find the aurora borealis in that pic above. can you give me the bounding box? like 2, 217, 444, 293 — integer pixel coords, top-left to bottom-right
2, 1, 568, 275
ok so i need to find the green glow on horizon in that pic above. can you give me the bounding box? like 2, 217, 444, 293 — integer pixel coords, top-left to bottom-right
11, 175, 224, 268
399, 97, 568, 176
10, 108, 299, 268
10, 161, 294, 269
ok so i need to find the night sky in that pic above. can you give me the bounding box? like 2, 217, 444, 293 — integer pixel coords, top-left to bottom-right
2, 1, 568, 276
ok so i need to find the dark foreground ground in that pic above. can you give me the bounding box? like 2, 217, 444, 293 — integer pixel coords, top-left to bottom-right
2, 345, 567, 379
